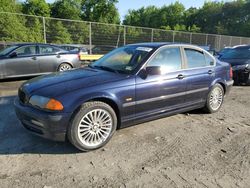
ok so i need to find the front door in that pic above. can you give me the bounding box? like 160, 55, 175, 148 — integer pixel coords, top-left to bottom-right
135, 46, 187, 118
5, 45, 39, 77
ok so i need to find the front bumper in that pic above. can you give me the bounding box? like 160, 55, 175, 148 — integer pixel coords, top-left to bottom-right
14, 98, 72, 142
233, 68, 250, 84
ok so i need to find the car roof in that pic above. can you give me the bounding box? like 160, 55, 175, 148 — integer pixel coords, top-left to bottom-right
92, 45, 117, 48
11, 43, 57, 47
58, 44, 87, 47
127, 42, 172, 48
233, 45, 250, 50
127, 42, 205, 50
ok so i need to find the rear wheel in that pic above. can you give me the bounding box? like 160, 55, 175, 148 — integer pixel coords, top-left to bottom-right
204, 84, 224, 113
58, 63, 72, 72
68, 101, 117, 151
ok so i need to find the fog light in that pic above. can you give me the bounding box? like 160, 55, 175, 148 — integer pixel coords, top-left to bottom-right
31, 120, 44, 127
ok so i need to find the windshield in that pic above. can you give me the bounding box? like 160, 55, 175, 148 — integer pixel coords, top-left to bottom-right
0, 45, 18, 56
221, 48, 250, 59
219, 48, 232, 55
90, 46, 153, 74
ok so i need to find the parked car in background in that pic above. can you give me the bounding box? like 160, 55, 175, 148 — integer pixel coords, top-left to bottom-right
57, 44, 88, 61
0, 43, 11, 51
217, 45, 248, 58
0, 43, 82, 79
219, 45, 250, 85
15, 43, 233, 151
90, 45, 117, 54
217, 47, 232, 58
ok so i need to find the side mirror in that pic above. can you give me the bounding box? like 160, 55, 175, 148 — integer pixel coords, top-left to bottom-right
146, 66, 161, 75
138, 66, 161, 79
9, 52, 17, 58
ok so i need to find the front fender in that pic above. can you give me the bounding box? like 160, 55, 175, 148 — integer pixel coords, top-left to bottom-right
61, 90, 123, 114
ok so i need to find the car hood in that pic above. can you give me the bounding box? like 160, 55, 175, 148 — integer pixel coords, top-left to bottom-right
21, 67, 128, 97
219, 58, 250, 66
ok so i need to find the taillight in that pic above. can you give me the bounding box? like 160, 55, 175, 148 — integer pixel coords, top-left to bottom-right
230, 66, 233, 79
78, 53, 81, 60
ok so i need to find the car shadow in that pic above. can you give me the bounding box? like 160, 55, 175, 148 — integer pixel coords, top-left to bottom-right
185, 109, 206, 115
0, 96, 80, 155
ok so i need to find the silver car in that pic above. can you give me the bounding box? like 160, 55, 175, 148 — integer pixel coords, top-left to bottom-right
0, 43, 82, 79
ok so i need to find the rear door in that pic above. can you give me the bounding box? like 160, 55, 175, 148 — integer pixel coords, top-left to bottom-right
4, 45, 39, 77
37, 45, 62, 73
135, 46, 187, 118
183, 47, 215, 104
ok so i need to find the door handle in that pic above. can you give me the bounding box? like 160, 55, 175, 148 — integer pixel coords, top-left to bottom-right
208, 70, 214, 75
177, 74, 185, 80
31, 57, 37, 60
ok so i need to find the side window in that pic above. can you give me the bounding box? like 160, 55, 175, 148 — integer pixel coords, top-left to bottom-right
185, 49, 206, 68
92, 47, 100, 54
39, 46, 60, 55
15, 46, 36, 56
147, 47, 182, 73
204, 52, 215, 66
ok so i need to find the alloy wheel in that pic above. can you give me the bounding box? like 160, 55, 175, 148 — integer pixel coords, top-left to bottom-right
77, 109, 113, 147
59, 64, 72, 71
209, 87, 223, 111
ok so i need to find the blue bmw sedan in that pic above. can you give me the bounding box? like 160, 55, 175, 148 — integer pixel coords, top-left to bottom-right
15, 43, 234, 151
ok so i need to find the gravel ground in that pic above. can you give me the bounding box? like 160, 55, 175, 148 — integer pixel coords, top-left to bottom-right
0, 80, 250, 188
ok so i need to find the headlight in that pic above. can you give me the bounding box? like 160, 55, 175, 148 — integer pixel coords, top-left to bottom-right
29, 95, 64, 111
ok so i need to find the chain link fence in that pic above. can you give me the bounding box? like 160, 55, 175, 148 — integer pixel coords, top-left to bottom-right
1, 12, 250, 52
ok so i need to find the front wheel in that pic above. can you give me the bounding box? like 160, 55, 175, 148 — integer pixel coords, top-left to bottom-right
204, 84, 224, 113
68, 101, 117, 151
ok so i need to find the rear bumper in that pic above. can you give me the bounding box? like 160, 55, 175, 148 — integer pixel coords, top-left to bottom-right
14, 98, 72, 142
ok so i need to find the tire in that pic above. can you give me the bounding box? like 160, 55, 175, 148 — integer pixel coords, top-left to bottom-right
68, 101, 117, 152
58, 63, 72, 72
204, 84, 224, 113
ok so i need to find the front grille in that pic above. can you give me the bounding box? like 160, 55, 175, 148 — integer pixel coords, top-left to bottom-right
18, 88, 28, 104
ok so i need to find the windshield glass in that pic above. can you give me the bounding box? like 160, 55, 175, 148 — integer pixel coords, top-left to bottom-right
90, 46, 153, 74
221, 48, 250, 59
0, 45, 18, 56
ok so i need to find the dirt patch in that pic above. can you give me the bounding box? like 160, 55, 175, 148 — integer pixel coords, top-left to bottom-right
0, 81, 250, 188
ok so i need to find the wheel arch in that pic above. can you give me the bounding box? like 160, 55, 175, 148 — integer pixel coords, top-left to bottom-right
217, 82, 226, 94
71, 96, 121, 129
210, 78, 227, 94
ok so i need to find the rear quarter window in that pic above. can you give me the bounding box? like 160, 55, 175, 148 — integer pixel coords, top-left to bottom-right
204, 53, 215, 66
